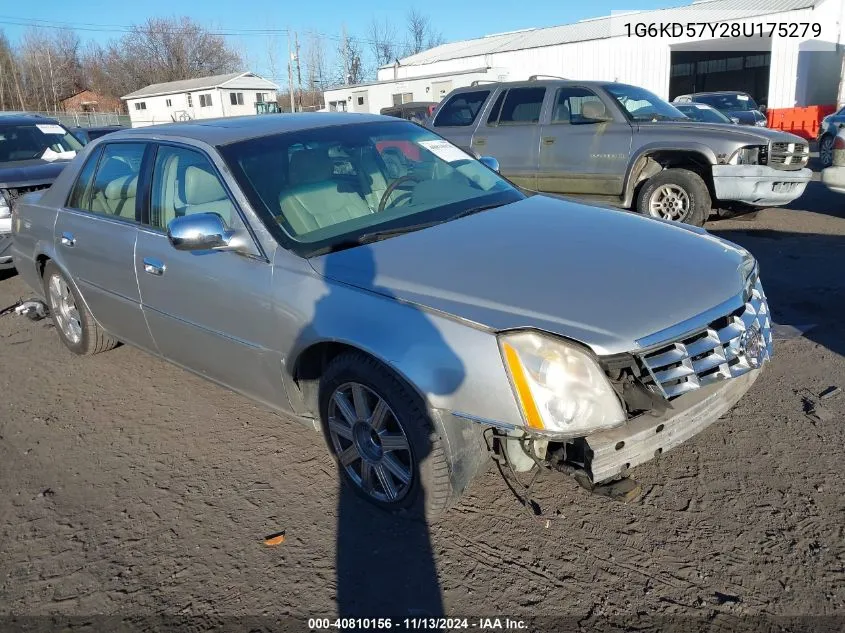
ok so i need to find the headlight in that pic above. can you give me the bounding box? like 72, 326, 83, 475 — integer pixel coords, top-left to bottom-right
728, 145, 763, 165
499, 331, 626, 437
0, 191, 10, 220
739, 252, 759, 299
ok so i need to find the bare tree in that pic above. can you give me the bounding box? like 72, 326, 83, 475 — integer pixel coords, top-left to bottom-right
404, 9, 444, 57
15, 27, 83, 112
93, 17, 242, 99
336, 27, 364, 86
368, 18, 397, 69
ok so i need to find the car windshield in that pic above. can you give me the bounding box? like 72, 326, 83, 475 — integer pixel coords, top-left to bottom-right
675, 104, 732, 124
220, 120, 523, 256
0, 122, 82, 163
604, 84, 688, 122
694, 93, 758, 112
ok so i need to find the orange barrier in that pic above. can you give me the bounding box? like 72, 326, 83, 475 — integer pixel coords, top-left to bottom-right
766, 105, 837, 140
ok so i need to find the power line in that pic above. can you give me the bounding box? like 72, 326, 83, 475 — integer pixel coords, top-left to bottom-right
0, 14, 410, 48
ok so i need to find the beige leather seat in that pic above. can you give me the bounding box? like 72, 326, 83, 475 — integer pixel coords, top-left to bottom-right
91, 157, 137, 219
181, 165, 235, 223
278, 148, 372, 235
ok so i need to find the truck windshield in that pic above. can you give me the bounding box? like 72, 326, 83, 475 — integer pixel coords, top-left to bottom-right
0, 122, 82, 163
220, 120, 524, 257
692, 93, 759, 112
604, 84, 688, 122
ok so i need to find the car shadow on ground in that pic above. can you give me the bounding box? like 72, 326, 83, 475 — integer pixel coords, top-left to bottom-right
292, 246, 467, 622
708, 226, 845, 360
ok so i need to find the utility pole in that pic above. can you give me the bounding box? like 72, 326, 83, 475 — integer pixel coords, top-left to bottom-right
287, 30, 296, 113
295, 32, 303, 111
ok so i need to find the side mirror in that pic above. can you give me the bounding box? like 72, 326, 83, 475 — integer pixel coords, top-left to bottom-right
167, 213, 238, 252
479, 156, 500, 173
730, 116, 741, 124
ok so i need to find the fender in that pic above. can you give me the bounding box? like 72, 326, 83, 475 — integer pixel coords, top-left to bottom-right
622, 142, 717, 207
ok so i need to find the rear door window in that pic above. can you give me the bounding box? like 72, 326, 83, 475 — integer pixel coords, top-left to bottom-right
433, 90, 490, 127
69, 143, 145, 220
498, 88, 546, 125
486, 90, 507, 125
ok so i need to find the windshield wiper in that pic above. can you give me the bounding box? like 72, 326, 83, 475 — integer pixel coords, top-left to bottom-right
310, 202, 509, 256
356, 202, 506, 244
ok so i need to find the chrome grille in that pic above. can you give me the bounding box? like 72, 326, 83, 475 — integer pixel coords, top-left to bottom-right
638, 281, 772, 399
767, 142, 809, 170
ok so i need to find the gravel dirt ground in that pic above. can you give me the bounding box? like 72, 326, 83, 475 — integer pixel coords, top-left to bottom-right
1, 180, 845, 632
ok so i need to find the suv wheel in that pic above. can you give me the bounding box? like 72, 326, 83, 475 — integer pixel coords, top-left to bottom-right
820, 134, 835, 168
636, 168, 710, 227
319, 351, 456, 521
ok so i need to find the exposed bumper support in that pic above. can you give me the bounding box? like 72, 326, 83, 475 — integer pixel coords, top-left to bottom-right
711, 165, 811, 206
0, 231, 14, 270
583, 369, 760, 483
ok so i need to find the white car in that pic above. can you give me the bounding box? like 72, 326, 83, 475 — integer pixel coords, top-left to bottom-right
821, 130, 845, 193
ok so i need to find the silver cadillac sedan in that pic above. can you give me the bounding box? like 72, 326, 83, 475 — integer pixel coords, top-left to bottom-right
10, 114, 772, 519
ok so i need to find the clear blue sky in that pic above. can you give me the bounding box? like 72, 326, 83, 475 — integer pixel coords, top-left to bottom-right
0, 0, 684, 87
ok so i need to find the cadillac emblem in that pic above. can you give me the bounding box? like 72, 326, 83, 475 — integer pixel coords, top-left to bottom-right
740, 326, 765, 368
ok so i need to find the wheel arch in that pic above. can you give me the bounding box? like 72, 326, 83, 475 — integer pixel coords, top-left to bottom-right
623, 146, 716, 208
289, 339, 428, 419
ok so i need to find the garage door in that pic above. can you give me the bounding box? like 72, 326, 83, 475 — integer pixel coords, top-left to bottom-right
669, 50, 770, 105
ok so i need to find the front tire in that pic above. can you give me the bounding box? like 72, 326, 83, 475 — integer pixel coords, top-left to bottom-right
636, 168, 710, 227
43, 261, 118, 356
319, 351, 455, 521
820, 134, 835, 168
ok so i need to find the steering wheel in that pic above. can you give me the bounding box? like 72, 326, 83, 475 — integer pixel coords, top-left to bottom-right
377, 174, 421, 213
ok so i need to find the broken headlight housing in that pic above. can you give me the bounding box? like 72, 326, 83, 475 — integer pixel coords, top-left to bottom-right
499, 331, 626, 438
728, 145, 765, 165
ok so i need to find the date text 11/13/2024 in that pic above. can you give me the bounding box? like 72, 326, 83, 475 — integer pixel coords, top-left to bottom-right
308, 618, 528, 630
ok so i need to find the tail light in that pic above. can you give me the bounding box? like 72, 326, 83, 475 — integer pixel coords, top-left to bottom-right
834, 135, 845, 150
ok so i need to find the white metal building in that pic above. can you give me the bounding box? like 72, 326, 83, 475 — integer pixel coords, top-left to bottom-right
325, 0, 845, 114
122, 72, 280, 127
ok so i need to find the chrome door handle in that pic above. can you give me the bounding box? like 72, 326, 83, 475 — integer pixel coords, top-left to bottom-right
473, 137, 487, 146
542, 137, 555, 145
143, 257, 165, 276
60, 232, 75, 247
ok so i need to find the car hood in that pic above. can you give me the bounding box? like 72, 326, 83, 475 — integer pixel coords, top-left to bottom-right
0, 159, 70, 189
639, 120, 801, 143
310, 196, 749, 355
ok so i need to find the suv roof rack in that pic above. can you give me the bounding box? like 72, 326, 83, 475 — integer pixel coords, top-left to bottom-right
470, 79, 499, 86
529, 74, 567, 81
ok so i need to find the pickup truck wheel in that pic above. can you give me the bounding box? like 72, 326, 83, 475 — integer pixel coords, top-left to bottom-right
637, 168, 710, 226
820, 134, 835, 168
319, 351, 455, 521
42, 261, 118, 355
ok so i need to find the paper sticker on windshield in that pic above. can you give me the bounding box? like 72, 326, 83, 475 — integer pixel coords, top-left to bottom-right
419, 140, 472, 163
36, 124, 67, 135
737, 95, 749, 101
695, 104, 709, 109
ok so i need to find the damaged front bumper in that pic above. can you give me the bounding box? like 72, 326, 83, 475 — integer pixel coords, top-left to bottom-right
581, 369, 760, 483
711, 165, 811, 206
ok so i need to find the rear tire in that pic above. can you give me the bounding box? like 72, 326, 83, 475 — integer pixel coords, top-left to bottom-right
636, 168, 710, 227
43, 261, 118, 356
318, 351, 455, 521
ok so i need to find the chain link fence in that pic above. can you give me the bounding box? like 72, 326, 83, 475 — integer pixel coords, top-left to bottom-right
1, 110, 131, 128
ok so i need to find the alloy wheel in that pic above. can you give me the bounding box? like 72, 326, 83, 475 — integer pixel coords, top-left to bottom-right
821, 136, 834, 167
48, 274, 82, 344
327, 382, 413, 503
648, 184, 691, 221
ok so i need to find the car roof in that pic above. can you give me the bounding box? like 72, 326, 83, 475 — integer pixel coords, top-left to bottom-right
445, 79, 642, 95
0, 112, 63, 126
681, 91, 751, 97
111, 112, 388, 146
